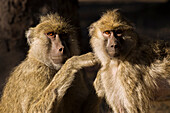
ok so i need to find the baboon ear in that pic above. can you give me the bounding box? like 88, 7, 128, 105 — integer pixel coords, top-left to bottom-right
26, 28, 34, 45
89, 22, 97, 37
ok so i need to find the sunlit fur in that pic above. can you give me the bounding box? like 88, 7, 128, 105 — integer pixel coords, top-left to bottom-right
90, 9, 170, 113
0, 14, 99, 113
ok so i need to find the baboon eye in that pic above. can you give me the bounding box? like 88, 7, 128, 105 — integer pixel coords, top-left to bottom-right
115, 30, 123, 37
104, 31, 111, 35
46, 32, 55, 39
47, 32, 55, 36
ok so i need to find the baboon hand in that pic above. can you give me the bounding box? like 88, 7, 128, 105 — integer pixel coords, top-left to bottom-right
67, 52, 99, 69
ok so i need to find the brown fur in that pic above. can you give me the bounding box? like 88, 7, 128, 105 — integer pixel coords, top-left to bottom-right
89, 9, 170, 113
0, 14, 99, 113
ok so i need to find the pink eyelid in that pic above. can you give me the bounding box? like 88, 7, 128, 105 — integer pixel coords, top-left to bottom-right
45, 33, 55, 38
103, 31, 111, 35
117, 33, 122, 37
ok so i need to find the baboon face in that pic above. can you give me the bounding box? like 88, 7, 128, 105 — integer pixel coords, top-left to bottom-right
102, 29, 124, 57
101, 28, 137, 58
27, 14, 74, 69
44, 29, 70, 64
90, 10, 138, 59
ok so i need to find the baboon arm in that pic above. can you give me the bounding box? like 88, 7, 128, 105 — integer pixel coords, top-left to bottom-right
29, 64, 76, 112
94, 70, 105, 98
29, 52, 97, 112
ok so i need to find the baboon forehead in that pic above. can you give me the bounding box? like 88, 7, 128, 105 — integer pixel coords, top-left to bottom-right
97, 20, 132, 32
35, 13, 74, 34
97, 10, 133, 31
35, 21, 74, 34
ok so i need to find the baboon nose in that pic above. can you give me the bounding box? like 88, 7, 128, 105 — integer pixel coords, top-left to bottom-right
111, 45, 114, 48
59, 47, 64, 54
115, 45, 119, 48
59, 48, 63, 52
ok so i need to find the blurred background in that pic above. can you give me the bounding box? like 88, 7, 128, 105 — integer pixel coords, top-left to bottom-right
0, 0, 170, 111
79, 0, 170, 53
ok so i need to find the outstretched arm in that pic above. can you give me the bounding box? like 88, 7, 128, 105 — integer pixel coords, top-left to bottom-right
29, 52, 98, 112
94, 70, 105, 98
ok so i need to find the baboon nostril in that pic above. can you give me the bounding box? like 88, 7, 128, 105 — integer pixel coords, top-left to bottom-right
59, 48, 63, 52
111, 45, 114, 48
115, 45, 119, 48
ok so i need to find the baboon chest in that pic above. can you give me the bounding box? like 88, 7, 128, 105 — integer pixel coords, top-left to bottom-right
101, 62, 127, 105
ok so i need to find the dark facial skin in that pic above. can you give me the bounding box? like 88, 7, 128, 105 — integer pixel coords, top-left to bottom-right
46, 32, 69, 64
102, 29, 123, 58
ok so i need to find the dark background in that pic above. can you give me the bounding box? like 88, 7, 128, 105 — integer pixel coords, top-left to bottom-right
79, 1, 170, 53
0, 0, 170, 96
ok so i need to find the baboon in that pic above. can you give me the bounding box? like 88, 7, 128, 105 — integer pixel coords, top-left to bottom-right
89, 9, 170, 113
0, 14, 99, 113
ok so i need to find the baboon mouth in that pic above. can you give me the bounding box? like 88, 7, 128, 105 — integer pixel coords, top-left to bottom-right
51, 55, 68, 64
52, 57, 63, 60
51, 57, 64, 64
107, 49, 120, 57
107, 51, 119, 57
113, 52, 120, 57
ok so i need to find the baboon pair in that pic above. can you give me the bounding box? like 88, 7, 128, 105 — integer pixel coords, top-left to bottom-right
0, 10, 169, 113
